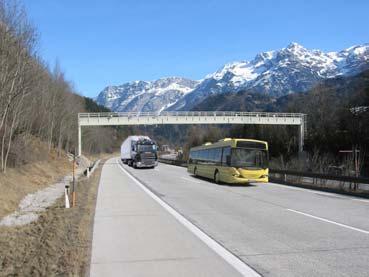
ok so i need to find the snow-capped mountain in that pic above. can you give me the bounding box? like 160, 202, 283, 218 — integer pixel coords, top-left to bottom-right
170, 42, 369, 110
96, 42, 369, 112
95, 77, 199, 113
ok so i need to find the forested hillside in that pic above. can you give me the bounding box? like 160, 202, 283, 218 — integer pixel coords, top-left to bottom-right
0, 1, 117, 172
281, 69, 369, 158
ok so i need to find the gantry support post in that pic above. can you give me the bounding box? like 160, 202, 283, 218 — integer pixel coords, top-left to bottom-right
299, 123, 304, 153
298, 115, 306, 157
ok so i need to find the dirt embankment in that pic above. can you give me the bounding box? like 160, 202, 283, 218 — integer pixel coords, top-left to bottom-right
0, 140, 72, 219
0, 159, 103, 276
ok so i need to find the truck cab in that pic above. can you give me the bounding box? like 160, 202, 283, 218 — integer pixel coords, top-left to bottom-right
121, 136, 158, 169
130, 139, 158, 168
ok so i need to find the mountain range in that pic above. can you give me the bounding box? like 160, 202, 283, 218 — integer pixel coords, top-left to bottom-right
96, 42, 369, 112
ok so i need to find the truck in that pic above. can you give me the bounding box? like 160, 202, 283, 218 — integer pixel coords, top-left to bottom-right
120, 136, 158, 168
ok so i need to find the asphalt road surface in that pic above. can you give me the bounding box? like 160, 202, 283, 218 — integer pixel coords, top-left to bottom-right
91, 158, 369, 276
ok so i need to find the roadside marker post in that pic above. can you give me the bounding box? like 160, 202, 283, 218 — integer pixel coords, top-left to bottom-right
65, 185, 70, 208
72, 151, 76, 207
87, 166, 90, 178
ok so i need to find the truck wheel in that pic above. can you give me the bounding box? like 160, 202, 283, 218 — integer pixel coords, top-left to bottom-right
133, 161, 137, 169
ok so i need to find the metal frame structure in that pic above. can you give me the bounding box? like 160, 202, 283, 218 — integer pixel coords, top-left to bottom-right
78, 111, 307, 156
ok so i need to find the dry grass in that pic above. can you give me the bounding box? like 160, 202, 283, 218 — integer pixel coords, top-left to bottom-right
85, 151, 119, 161
0, 159, 103, 276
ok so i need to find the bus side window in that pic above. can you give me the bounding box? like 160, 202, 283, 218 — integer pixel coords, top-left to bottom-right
194, 151, 199, 164
204, 149, 210, 161
199, 150, 205, 162
215, 148, 222, 165
222, 147, 231, 166
209, 149, 215, 162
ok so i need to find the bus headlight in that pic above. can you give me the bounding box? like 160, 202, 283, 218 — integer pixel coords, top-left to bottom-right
232, 170, 241, 177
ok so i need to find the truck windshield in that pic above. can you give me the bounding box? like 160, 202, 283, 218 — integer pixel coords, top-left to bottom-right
138, 144, 156, 152
231, 148, 268, 169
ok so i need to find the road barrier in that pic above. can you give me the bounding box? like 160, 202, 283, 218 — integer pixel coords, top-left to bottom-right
158, 158, 369, 197
269, 169, 369, 197
84, 159, 101, 177
158, 158, 187, 167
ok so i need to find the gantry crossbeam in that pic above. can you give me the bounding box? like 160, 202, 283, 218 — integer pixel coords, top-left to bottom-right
78, 111, 307, 156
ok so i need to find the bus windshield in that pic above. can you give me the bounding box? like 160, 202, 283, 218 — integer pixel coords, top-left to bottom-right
231, 148, 268, 169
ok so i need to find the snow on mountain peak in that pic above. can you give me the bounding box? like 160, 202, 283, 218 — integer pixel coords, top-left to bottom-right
96, 42, 369, 112
95, 77, 199, 113
286, 42, 305, 50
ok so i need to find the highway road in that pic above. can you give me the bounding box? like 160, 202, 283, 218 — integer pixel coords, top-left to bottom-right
91, 158, 369, 277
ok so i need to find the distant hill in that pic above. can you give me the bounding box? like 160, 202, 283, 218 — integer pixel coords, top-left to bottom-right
276, 69, 369, 113
192, 69, 369, 113
84, 97, 111, 112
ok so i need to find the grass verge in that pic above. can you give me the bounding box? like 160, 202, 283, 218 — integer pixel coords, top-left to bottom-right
0, 159, 104, 276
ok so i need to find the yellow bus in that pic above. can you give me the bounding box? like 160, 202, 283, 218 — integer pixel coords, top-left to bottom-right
188, 138, 269, 184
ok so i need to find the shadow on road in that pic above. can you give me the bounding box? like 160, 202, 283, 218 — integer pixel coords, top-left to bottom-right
189, 175, 258, 188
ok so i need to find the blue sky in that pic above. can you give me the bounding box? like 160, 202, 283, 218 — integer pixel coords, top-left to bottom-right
24, 0, 369, 98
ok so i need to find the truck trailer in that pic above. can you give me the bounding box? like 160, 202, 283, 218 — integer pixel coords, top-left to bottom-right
121, 136, 158, 168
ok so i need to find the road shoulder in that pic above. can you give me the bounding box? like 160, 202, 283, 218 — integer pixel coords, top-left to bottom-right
89, 158, 247, 277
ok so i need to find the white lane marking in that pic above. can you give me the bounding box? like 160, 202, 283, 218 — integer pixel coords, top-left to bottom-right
313, 192, 345, 198
181, 177, 201, 184
287, 209, 369, 235
268, 183, 309, 192
116, 159, 260, 277
352, 198, 369, 203
268, 183, 368, 203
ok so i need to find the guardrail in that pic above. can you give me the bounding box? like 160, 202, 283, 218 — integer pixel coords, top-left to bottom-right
79, 111, 306, 118
158, 157, 369, 197
269, 169, 369, 197
269, 168, 369, 184
158, 158, 188, 167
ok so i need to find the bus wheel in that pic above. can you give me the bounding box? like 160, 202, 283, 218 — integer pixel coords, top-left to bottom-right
194, 167, 197, 176
214, 170, 220, 184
